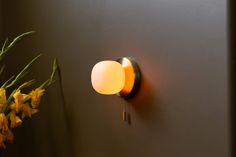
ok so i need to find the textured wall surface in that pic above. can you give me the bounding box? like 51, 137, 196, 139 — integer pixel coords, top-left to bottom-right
0, 0, 230, 157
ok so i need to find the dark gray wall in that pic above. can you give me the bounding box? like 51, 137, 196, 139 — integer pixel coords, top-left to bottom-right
0, 0, 2, 41
1, 0, 230, 157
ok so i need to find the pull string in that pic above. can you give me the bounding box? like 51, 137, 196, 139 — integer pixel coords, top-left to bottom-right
122, 99, 127, 122
122, 99, 131, 125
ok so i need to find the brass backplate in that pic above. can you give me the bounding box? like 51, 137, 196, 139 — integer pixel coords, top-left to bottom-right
117, 57, 141, 99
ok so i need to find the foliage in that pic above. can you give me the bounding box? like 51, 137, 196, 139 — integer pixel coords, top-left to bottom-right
0, 31, 57, 148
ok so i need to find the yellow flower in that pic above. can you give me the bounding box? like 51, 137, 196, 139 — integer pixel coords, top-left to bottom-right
0, 88, 7, 110
3, 130, 13, 143
11, 90, 29, 113
29, 88, 45, 108
0, 113, 8, 132
22, 104, 38, 119
10, 111, 22, 128
0, 133, 5, 149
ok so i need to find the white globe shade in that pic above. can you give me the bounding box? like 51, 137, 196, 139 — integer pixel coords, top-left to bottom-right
91, 61, 125, 95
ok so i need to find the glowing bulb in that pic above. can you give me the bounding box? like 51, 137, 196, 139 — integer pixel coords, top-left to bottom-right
91, 57, 141, 99
91, 61, 125, 95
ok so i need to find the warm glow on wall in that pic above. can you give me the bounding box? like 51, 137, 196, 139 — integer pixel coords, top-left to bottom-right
91, 57, 141, 99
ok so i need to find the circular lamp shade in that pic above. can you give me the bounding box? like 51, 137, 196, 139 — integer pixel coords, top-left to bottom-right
91, 61, 125, 95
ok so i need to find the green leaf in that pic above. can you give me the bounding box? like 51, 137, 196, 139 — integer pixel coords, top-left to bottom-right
0, 31, 35, 62
0, 64, 5, 76
7, 31, 35, 51
1, 75, 14, 88
6, 89, 16, 108
0, 38, 9, 54
5, 54, 41, 89
18, 79, 35, 90
40, 59, 58, 88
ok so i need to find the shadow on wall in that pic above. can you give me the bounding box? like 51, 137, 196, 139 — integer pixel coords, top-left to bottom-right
43, 64, 76, 157
128, 75, 155, 118
127, 74, 163, 127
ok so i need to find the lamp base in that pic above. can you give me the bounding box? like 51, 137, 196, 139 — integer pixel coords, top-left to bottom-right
117, 57, 141, 99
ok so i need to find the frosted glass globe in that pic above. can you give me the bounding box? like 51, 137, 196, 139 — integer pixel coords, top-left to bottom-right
91, 61, 125, 95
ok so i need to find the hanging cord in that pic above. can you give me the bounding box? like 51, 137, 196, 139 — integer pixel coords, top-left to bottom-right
122, 99, 131, 125
122, 99, 127, 122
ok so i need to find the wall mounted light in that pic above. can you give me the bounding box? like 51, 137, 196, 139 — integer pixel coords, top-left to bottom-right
91, 57, 141, 99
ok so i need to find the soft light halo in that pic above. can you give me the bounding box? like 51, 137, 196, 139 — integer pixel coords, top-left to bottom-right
91, 60, 125, 95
